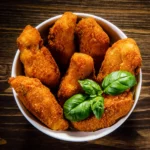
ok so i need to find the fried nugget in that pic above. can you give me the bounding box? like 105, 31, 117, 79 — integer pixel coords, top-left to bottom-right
72, 92, 133, 131
48, 12, 77, 70
8, 76, 68, 130
58, 53, 95, 105
75, 17, 110, 71
97, 38, 142, 83
17, 25, 60, 88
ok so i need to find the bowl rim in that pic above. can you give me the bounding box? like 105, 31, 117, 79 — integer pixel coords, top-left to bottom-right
11, 12, 142, 142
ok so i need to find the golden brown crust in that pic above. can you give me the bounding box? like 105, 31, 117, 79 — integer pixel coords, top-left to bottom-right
75, 17, 110, 70
17, 25, 60, 88
48, 12, 77, 69
72, 92, 133, 131
8, 76, 68, 131
17, 25, 43, 51
97, 38, 142, 83
57, 53, 95, 105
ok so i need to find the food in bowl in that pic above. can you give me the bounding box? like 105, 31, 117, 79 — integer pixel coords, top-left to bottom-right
16, 25, 60, 88
58, 52, 95, 106
97, 38, 142, 82
9, 12, 142, 141
9, 76, 68, 130
75, 17, 110, 71
48, 12, 77, 70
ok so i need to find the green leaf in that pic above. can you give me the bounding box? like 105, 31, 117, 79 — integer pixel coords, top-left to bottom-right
91, 96, 104, 119
63, 94, 91, 122
102, 70, 137, 95
78, 79, 102, 96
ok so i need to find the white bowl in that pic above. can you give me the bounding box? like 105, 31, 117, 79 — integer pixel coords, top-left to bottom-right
11, 13, 142, 142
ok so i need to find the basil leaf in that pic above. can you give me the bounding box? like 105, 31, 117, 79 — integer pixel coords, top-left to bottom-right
78, 79, 102, 96
102, 71, 137, 95
63, 94, 91, 122
91, 96, 104, 119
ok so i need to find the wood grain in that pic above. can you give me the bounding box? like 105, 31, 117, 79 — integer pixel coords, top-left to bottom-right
0, 0, 150, 149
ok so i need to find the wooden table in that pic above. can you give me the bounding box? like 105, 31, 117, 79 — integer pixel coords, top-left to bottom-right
0, 0, 150, 149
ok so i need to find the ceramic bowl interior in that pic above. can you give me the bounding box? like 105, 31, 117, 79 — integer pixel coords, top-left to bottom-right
11, 13, 142, 142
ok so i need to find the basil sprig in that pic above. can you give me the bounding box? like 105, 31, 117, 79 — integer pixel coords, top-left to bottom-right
102, 71, 137, 95
63, 71, 137, 122
64, 79, 104, 122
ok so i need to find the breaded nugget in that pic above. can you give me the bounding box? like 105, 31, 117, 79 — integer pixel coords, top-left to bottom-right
58, 53, 95, 105
97, 38, 142, 83
17, 25, 60, 88
75, 17, 110, 71
48, 12, 77, 70
72, 92, 133, 131
8, 76, 68, 130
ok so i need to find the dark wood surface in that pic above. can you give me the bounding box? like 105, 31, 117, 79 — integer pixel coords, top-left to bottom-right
0, 0, 150, 149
